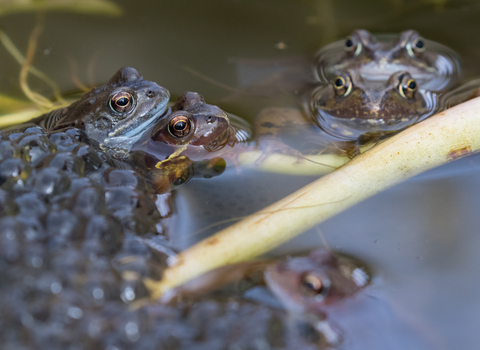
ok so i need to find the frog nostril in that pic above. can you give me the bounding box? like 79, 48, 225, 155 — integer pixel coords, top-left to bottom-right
146, 90, 156, 98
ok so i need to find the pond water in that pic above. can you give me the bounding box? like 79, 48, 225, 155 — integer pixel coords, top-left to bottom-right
2, 0, 480, 348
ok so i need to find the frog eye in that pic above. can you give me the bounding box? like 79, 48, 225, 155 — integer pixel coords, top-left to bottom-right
301, 274, 330, 299
168, 115, 191, 137
407, 36, 426, 57
173, 176, 188, 186
398, 74, 417, 99
333, 74, 353, 97
344, 35, 362, 56
110, 92, 134, 113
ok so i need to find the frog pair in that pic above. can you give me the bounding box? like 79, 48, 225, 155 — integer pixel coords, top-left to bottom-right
34, 67, 243, 189
308, 29, 461, 142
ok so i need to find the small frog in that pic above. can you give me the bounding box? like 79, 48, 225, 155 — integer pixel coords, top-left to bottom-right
315, 29, 461, 92
265, 249, 369, 315
265, 249, 439, 349
136, 91, 240, 168
37, 67, 170, 154
308, 70, 433, 141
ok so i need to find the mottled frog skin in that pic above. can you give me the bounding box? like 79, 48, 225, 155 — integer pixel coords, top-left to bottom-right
308, 70, 433, 140
315, 29, 461, 92
37, 67, 170, 154
137, 91, 238, 167
255, 69, 433, 157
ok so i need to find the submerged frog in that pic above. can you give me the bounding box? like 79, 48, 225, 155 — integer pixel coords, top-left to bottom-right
265, 249, 369, 315
315, 29, 461, 92
307, 69, 434, 141
36, 67, 170, 155
265, 249, 440, 349
255, 70, 435, 160
136, 91, 244, 168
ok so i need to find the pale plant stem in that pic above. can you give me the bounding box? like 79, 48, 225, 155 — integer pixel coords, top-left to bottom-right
145, 97, 480, 298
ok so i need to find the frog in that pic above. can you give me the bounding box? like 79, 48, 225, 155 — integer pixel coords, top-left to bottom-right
263, 249, 369, 346
134, 91, 243, 169
264, 249, 369, 315
35, 67, 170, 156
255, 69, 434, 161
264, 249, 440, 349
308, 69, 433, 141
314, 29, 461, 92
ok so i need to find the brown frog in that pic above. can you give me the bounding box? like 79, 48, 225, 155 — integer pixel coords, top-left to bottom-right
265, 249, 439, 349
308, 69, 433, 141
315, 29, 461, 92
36, 67, 170, 155
135, 91, 242, 168
255, 70, 434, 160
265, 249, 369, 315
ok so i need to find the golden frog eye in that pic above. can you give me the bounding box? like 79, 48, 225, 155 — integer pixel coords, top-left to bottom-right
302, 274, 324, 296
333, 73, 353, 97
168, 115, 191, 137
398, 74, 417, 99
110, 91, 134, 113
344, 35, 362, 56
407, 36, 426, 57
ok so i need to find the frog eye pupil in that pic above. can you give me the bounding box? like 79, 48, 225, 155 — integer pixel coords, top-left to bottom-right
117, 97, 129, 106
110, 92, 134, 113
415, 40, 424, 49
168, 115, 191, 137
174, 121, 187, 131
408, 80, 416, 90
345, 39, 353, 48
302, 275, 323, 295
335, 78, 344, 87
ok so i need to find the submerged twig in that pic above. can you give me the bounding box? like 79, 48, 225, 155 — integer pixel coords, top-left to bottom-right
146, 97, 480, 298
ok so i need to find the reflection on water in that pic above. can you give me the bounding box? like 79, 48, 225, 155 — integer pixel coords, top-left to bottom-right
3, 0, 480, 348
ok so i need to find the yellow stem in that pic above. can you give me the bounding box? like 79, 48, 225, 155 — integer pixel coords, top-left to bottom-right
146, 97, 480, 298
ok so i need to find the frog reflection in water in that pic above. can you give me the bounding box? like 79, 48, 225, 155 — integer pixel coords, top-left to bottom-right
151, 155, 226, 193
137, 91, 238, 169
315, 29, 460, 91
265, 249, 438, 349
36, 67, 170, 156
